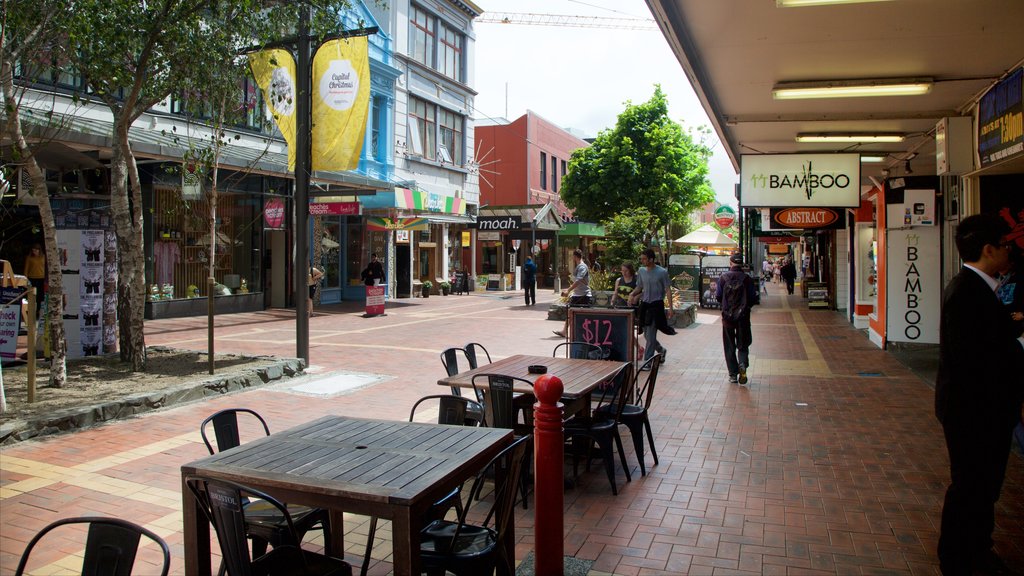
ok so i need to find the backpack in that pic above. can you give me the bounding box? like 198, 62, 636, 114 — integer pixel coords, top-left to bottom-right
721, 273, 748, 323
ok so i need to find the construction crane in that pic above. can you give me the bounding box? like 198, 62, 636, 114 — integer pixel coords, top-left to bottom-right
476, 12, 657, 31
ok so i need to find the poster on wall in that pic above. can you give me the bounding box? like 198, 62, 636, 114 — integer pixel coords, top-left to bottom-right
886, 226, 940, 344
980, 179, 1024, 251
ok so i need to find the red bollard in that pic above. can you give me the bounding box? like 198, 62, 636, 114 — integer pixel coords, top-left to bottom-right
533, 374, 564, 576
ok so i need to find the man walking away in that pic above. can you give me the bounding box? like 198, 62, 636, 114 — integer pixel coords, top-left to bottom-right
935, 213, 1024, 575
523, 255, 537, 306
554, 248, 593, 337
717, 253, 756, 384
781, 257, 797, 295
629, 248, 675, 364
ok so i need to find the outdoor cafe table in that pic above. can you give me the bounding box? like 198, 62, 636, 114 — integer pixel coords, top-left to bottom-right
180, 415, 513, 576
437, 354, 629, 419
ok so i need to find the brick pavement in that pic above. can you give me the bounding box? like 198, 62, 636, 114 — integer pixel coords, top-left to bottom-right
1, 283, 1022, 575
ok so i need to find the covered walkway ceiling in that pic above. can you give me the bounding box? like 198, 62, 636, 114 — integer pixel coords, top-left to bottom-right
646, 0, 1024, 185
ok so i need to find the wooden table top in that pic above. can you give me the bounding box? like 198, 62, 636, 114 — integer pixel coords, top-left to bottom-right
438, 354, 628, 399
181, 415, 512, 508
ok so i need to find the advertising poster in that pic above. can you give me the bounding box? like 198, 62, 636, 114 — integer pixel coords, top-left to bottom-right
0, 287, 23, 360
886, 226, 940, 344
365, 285, 385, 316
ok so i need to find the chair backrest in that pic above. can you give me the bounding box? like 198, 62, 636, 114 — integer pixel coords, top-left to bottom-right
470, 373, 534, 429
15, 516, 171, 576
409, 394, 481, 426
633, 353, 663, 410
185, 476, 304, 576
593, 362, 636, 422
200, 408, 270, 455
552, 341, 606, 360
441, 347, 471, 397
444, 435, 533, 561
463, 342, 492, 369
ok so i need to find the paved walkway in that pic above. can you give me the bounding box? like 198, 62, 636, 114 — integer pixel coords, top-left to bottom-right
1, 283, 1021, 574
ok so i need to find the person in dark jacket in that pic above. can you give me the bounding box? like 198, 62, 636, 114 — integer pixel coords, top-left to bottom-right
780, 257, 797, 295
360, 253, 385, 286
716, 253, 756, 384
935, 213, 1024, 575
522, 256, 537, 306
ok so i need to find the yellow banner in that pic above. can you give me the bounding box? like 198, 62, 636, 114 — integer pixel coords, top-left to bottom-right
249, 49, 298, 171
312, 37, 370, 171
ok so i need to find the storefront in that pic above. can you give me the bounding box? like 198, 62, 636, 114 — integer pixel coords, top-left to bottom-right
475, 204, 563, 291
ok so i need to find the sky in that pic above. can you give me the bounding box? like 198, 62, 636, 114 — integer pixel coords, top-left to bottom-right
471, 0, 739, 208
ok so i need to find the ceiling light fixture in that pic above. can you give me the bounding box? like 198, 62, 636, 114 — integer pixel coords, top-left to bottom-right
796, 133, 905, 143
860, 155, 888, 163
773, 78, 933, 100
777, 0, 895, 7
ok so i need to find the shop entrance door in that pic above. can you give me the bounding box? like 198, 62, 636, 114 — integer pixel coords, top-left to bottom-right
396, 244, 410, 297
265, 229, 286, 308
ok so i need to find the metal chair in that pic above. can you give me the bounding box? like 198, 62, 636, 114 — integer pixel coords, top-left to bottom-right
186, 476, 352, 576
594, 353, 662, 476
441, 347, 486, 425
419, 435, 533, 576
463, 342, 492, 369
360, 395, 483, 576
15, 516, 171, 576
199, 409, 333, 564
552, 341, 607, 360
471, 373, 535, 509
564, 362, 636, 495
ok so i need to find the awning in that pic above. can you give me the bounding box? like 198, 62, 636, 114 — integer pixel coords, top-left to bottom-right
558, 221, 605, 237
360, 186, 467, 215
477, 203, 563, 231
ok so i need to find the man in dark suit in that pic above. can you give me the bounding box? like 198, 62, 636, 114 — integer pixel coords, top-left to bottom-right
935, 213, 1024, 575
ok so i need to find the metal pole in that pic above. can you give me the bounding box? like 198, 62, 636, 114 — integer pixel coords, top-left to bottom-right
533, 374, 564, 576
295, 6, 311, 364
207, 277, 215, 374
27, 287, 36, 402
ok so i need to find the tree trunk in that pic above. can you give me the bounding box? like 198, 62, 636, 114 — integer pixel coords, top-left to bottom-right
110, 121, 147, 371
1, 60, 67, 387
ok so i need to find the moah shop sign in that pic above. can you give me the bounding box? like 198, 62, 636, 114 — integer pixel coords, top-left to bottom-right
769, 207, 846, 230
474, 216, 522, 230
741, 154, 860, 208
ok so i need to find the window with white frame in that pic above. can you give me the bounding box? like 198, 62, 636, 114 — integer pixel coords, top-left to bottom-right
408, 96, 436, 160
409, 4, 465, 83
438, 108, 463, 165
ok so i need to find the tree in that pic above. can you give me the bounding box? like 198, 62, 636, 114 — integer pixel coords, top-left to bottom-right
561, 86, 715, 261
1, 0, 72, 386
56, 0, 359, 371
596, 208, 654, 271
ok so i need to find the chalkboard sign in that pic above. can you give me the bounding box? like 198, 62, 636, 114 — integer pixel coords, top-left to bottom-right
568, 308, 635, 364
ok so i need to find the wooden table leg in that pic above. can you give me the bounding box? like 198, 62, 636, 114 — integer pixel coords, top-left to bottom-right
391, 508, 419, 576
328, 509, 346, 557
181, 475, 211, 576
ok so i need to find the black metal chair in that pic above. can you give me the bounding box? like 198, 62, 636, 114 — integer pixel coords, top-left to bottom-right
186, 476, 352, 576
463, 342, 492, 369
552, 341, 607, 360
441, 347, 486, 425
199, 409, 332, 564
419, 435, 533, 576
594, 353, 662, 476
471, 373, 535, 509
15, 516, 171, 576
360, 395, 483, 576
564, 362, 635, 495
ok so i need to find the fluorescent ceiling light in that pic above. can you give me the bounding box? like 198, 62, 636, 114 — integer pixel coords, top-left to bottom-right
860, 155, 888, 163
796, 134, 905, 143
778, 0, 894, 7
774, 79, 933, 100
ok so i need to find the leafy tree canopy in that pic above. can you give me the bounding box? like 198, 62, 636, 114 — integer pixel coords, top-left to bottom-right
596, 208, 654, 272
561, 86, 715, 238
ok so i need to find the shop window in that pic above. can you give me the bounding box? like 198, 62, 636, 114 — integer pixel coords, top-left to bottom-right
346, 218, 364, 287
540, 151, 547, 190
551, 155, 558, 192
322, 220, 341, 290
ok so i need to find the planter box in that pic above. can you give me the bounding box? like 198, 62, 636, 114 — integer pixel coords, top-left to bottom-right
145, 292, 263, 320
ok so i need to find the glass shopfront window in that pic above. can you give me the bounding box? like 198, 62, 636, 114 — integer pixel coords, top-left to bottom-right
322, 219, 342, 290
346, 218, 365, 287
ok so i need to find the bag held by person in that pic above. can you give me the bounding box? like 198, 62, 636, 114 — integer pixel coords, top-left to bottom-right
721, 275, 747, 324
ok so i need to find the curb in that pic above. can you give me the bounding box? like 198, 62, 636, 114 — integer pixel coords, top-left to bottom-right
0, 356, 306, 445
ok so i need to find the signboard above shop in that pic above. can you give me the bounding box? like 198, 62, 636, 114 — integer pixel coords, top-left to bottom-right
741, 153, 860, 208
978, 67, 1023, 167
768, 207, 847, 230
309, 201, 360, 216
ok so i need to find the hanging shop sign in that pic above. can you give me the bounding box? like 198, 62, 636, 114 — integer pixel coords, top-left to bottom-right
365, 217, 429, 231
886, 226, 940, 344
461, 231, 471, 245
769, 207, 846, 230
309, 202, 360, 216
396, 230, 410, 243
978, 67, 1023, 167
474, 216, 522, 230
741, 154, 860, 208
713, 205, 736, 228
478, 231, 501, 241
264, 198, 286, 229
182, 163, 202, 200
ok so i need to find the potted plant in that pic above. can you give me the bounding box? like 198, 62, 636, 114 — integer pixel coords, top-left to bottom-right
421, 280, 433, 298
439, 281, 451, 296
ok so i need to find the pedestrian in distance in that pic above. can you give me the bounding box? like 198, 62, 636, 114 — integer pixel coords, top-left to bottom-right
522, 255, 537, 306
717, 253, 756, 384
23, 243, 46, 297
781, 257, 797, 295
360, 253, 385, 287
613, 262, 637, 308
934, 213, 1024, 576
554, 248, 593, 338
307, 265, 324, 317
629, 248, 675, 364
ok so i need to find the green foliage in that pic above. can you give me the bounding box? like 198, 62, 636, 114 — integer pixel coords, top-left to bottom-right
589, 269, 612, 291
561, 86, 715, 240
596, 208, 654, 271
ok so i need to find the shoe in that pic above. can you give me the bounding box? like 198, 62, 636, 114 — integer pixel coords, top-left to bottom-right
658, 348, 668, 361
553, 330, 566, 337
738, 365, 747, 385
728, 375, 738, 384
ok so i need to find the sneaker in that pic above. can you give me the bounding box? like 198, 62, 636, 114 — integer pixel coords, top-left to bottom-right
728, 375, 738, 384
738, 366, 747, 385
553, 330, 566, 337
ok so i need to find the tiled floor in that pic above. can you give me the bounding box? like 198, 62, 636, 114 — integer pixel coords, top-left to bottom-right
1, 283, 1022, 575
